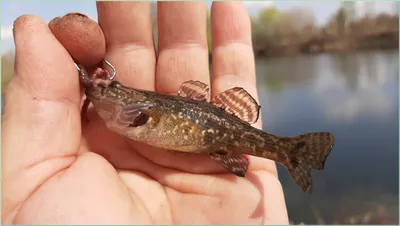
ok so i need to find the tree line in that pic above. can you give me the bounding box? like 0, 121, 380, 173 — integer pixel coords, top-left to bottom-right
247, 4, 399, 57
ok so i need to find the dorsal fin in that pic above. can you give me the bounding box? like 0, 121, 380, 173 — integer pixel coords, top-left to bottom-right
211, 87, 261, 124
178, 80, 210, 101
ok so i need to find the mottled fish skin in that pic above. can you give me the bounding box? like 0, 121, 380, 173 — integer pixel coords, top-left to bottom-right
86, 81, 263, 153
85, 80, 334, 193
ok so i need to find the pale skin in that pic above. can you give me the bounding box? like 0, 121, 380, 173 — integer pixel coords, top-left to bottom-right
2, 2, 289, 224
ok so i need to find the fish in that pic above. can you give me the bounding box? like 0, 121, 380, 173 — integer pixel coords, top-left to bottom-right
84, 79, 334, 193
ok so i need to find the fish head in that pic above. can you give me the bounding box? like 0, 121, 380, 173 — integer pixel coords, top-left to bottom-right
85, 80, 154, 125
85, 80, 149, 102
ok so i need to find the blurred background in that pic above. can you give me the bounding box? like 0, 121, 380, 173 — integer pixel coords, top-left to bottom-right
1, 1, 399, 224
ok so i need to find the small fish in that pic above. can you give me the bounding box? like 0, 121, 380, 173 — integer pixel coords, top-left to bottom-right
84, 79, 334, 193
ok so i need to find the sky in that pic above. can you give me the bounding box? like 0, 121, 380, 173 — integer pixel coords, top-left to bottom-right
1, 1, 398, 54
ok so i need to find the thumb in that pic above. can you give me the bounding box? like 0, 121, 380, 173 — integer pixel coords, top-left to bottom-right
2, 15, 82, 219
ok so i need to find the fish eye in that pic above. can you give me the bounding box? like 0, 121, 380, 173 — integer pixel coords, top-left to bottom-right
110, 81, 121, 88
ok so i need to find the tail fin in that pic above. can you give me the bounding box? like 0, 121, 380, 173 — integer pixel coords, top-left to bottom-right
280, 132, 334, 193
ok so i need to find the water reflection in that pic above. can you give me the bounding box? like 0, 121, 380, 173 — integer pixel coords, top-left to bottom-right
255, 50, 398, 224
315, 52, 398, 123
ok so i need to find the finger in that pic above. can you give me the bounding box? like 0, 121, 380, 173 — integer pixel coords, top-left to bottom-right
97, 1, 156, 90
49, 13, 106, 68
156, 1, 209, 94
2, 15, 81, 217
210, 2, 279, 175
210, 3, 288, 222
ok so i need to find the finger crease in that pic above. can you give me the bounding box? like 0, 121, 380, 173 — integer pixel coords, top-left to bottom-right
107, 42, 155, 55
213, 41, 253, 52
160, 42, 208, 52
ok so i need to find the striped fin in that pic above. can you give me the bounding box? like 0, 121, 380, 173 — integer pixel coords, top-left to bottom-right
178, 80, 210, 101
210, 153, 249, 177
212, 87, 261, 124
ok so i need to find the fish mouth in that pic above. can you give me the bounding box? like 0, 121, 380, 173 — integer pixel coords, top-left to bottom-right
85, 86, 103, 101
84, 86, 116, 116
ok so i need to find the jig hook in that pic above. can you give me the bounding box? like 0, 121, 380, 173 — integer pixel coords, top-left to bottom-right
74, 58, 117, 87
103, 58, 117, 80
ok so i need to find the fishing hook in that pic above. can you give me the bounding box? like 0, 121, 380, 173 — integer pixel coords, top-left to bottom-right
74, 58, 117, 87
103, 58, 117, 80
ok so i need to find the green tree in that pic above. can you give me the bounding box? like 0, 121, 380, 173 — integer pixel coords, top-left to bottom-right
258, 6, 280, 36
258, 6, 280, 27
251, 6, 281, 53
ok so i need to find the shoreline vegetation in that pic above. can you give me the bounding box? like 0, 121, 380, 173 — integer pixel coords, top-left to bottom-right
247, 5, 398, 59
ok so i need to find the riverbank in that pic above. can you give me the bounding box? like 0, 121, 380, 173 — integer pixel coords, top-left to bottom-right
204, 30, 399, 61
247, 5, 398, 59
253, 29, 399, 58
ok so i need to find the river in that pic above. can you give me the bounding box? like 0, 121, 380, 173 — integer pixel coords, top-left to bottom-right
253, 50, 398, 224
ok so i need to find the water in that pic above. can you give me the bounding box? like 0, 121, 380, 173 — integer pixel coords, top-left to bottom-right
254, 50, 399, 224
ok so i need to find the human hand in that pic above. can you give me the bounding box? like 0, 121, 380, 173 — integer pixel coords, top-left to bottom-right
2, 2, 289, 224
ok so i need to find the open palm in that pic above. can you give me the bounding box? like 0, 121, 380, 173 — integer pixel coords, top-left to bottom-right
2, 2, 288, 224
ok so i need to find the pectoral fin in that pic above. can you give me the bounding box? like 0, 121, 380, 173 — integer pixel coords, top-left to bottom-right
210, 152, 250, 177
115, 103, 154, 126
